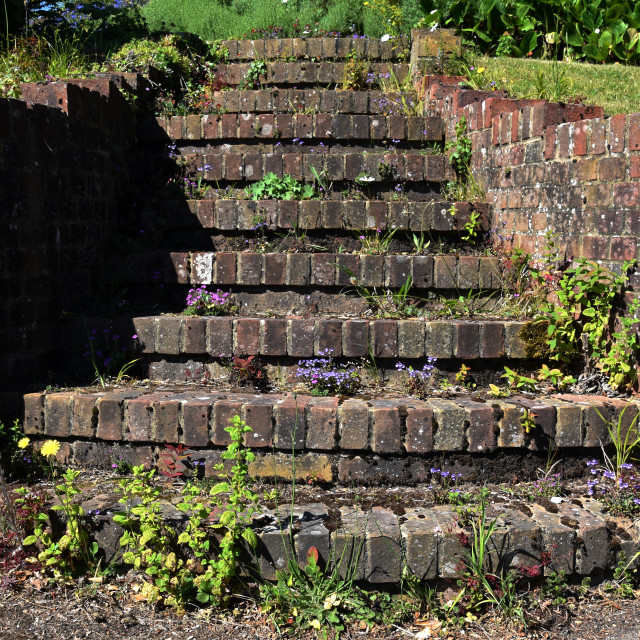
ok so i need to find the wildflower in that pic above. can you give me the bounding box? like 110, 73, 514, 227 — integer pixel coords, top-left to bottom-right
323, 593, 341, 609
310, 620, 321, 630
18, 437, 30, 449
380, 34, 390, 42
40, 440, 61, 457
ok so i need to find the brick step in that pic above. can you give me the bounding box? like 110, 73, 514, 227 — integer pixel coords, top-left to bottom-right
221, 37, 410, 62
141, 89, 420, 117
212, 61, 410, 87
141, 150, 450, 184
24, 388, 639, 461
142, 199, 488, 233
140, 113, 444, 143
28, 483, 638, 583
114, 252, 504, 293
128, 315, 531, 362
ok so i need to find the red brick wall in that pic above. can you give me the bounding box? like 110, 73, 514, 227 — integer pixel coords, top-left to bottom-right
0, 79, 134, 389
422, 77, 640, 269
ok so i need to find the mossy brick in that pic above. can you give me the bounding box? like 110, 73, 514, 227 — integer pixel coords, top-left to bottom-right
306, 397, 338, 450
434, 255, 457, 288
183, 317, 206, 353
286, 253, 310, 285
315, 319, 342, 356
72, 394, 98, 438
181, 398, 211, 447
370, 401, 402, 454
425, 321, 454, 358
242, 396, 274, 447
251, 453, 331, 484
405, 403, 433, 453
213, 398, 245, 446
275, 114, 294, 139
338, 399, 369, 450
366, 508, 402, 583
235, 318, 260, 355
504, 322, 527, 358
343, 320, 368, 358
429, 398, 466, 451
331, 508, 367, 579
371, 320, 398, 358
44, 393, 74, 437
23, 393, 45, 435
311, 253, 335, 286
238, 252, 262, 285
133, 317, 156, 354
287, 319, 314, 357
206, 317, 233, 358
260, 318, 287, 356
397, 320, 425, 358
496, 401, 526, 447
274, 396, 310, 451
359, 254, 384, 287
401, 508, 439, 579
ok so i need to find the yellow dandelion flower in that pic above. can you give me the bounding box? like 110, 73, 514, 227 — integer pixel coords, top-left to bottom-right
309, 620, 321, 630
40, 440, 60, 457
18, 437, 30, 449
477, 67, 485, 74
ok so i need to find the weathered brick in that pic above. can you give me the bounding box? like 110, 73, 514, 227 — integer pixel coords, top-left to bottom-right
152, 398, 180, 443
338, 399, 369, 450
182, 398, 211, 447
370, 401, 402, 453
44, 393, 73, 437
72, 394, 98, 438
397, 320, 425, 358
371, 320, 397, 357
235, 318, 260, 355
454, 321, 480, 359
366, 508, 402, 583
242, 396, 274, 447
288, 319, 314, 357
405, 402, 433, 453
315, 319, 342, 356
156, 317, 182, 355
425, 322, 454, 358
306, 397, 338, 450
261, 318, 287, 356
213, 398, 245, 446
96, 394, 124, 441
274, 396, 308, 451
429, 399, 466, 451
207, 317, 233, 357
343, 320, 368, 357
184, 317, 206, 353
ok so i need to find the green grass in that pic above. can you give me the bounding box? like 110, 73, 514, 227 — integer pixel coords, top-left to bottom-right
469, 54, 640, 116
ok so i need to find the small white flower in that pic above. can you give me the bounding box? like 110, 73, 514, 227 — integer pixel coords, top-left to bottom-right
430, 8, 437, 13
380, 34, 390, 42
430, 22, 439, 32
550, 496, 563, 504
595, 28, 600, 33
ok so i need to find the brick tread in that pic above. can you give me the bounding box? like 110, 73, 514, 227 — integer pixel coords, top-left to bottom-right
149, 113, 444, 142
221, 37, 410, 61
130, 315, 531, 360
24, 389, 639, 457
213, 61, 409, 87
150, 199, 488, 233
125, 251, 503, 291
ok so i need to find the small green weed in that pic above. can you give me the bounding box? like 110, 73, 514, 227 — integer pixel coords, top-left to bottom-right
245, 172, 315, 201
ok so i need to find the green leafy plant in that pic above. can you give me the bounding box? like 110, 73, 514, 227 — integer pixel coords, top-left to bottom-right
604, 551, 639, 598
520, 408, 536, 434
447, 116, 472, 179
240, 59, 267, 89
536, 364, 576, 390
501, 366, 538, 392
356, 227, 396, 255
22, 440, 98, 580
85, 327, 140, 388
245, 172, 315, 201
595, 404, 640, 483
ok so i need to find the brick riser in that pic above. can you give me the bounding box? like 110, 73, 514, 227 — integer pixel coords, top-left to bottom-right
138, 200, 488, 233
111, 252, 503, 290
71, 495, 640, 584
212, 62, 410, 87
142, 114, 444, 143
220, 37, 410, 62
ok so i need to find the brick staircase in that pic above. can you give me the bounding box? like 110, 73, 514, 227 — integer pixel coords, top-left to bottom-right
20, 35, 640, 583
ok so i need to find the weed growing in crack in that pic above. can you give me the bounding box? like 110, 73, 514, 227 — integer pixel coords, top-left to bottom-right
296, 349, 362, 396
184, 286, 237, 316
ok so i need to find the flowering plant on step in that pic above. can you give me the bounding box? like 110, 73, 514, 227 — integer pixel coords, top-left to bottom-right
184, 286, 237, 316
296, 349, 361, 396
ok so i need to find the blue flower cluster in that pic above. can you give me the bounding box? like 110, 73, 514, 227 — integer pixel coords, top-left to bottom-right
585, 458, 640, 516
296, 349, 361, 396
185, 286, 233, 316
